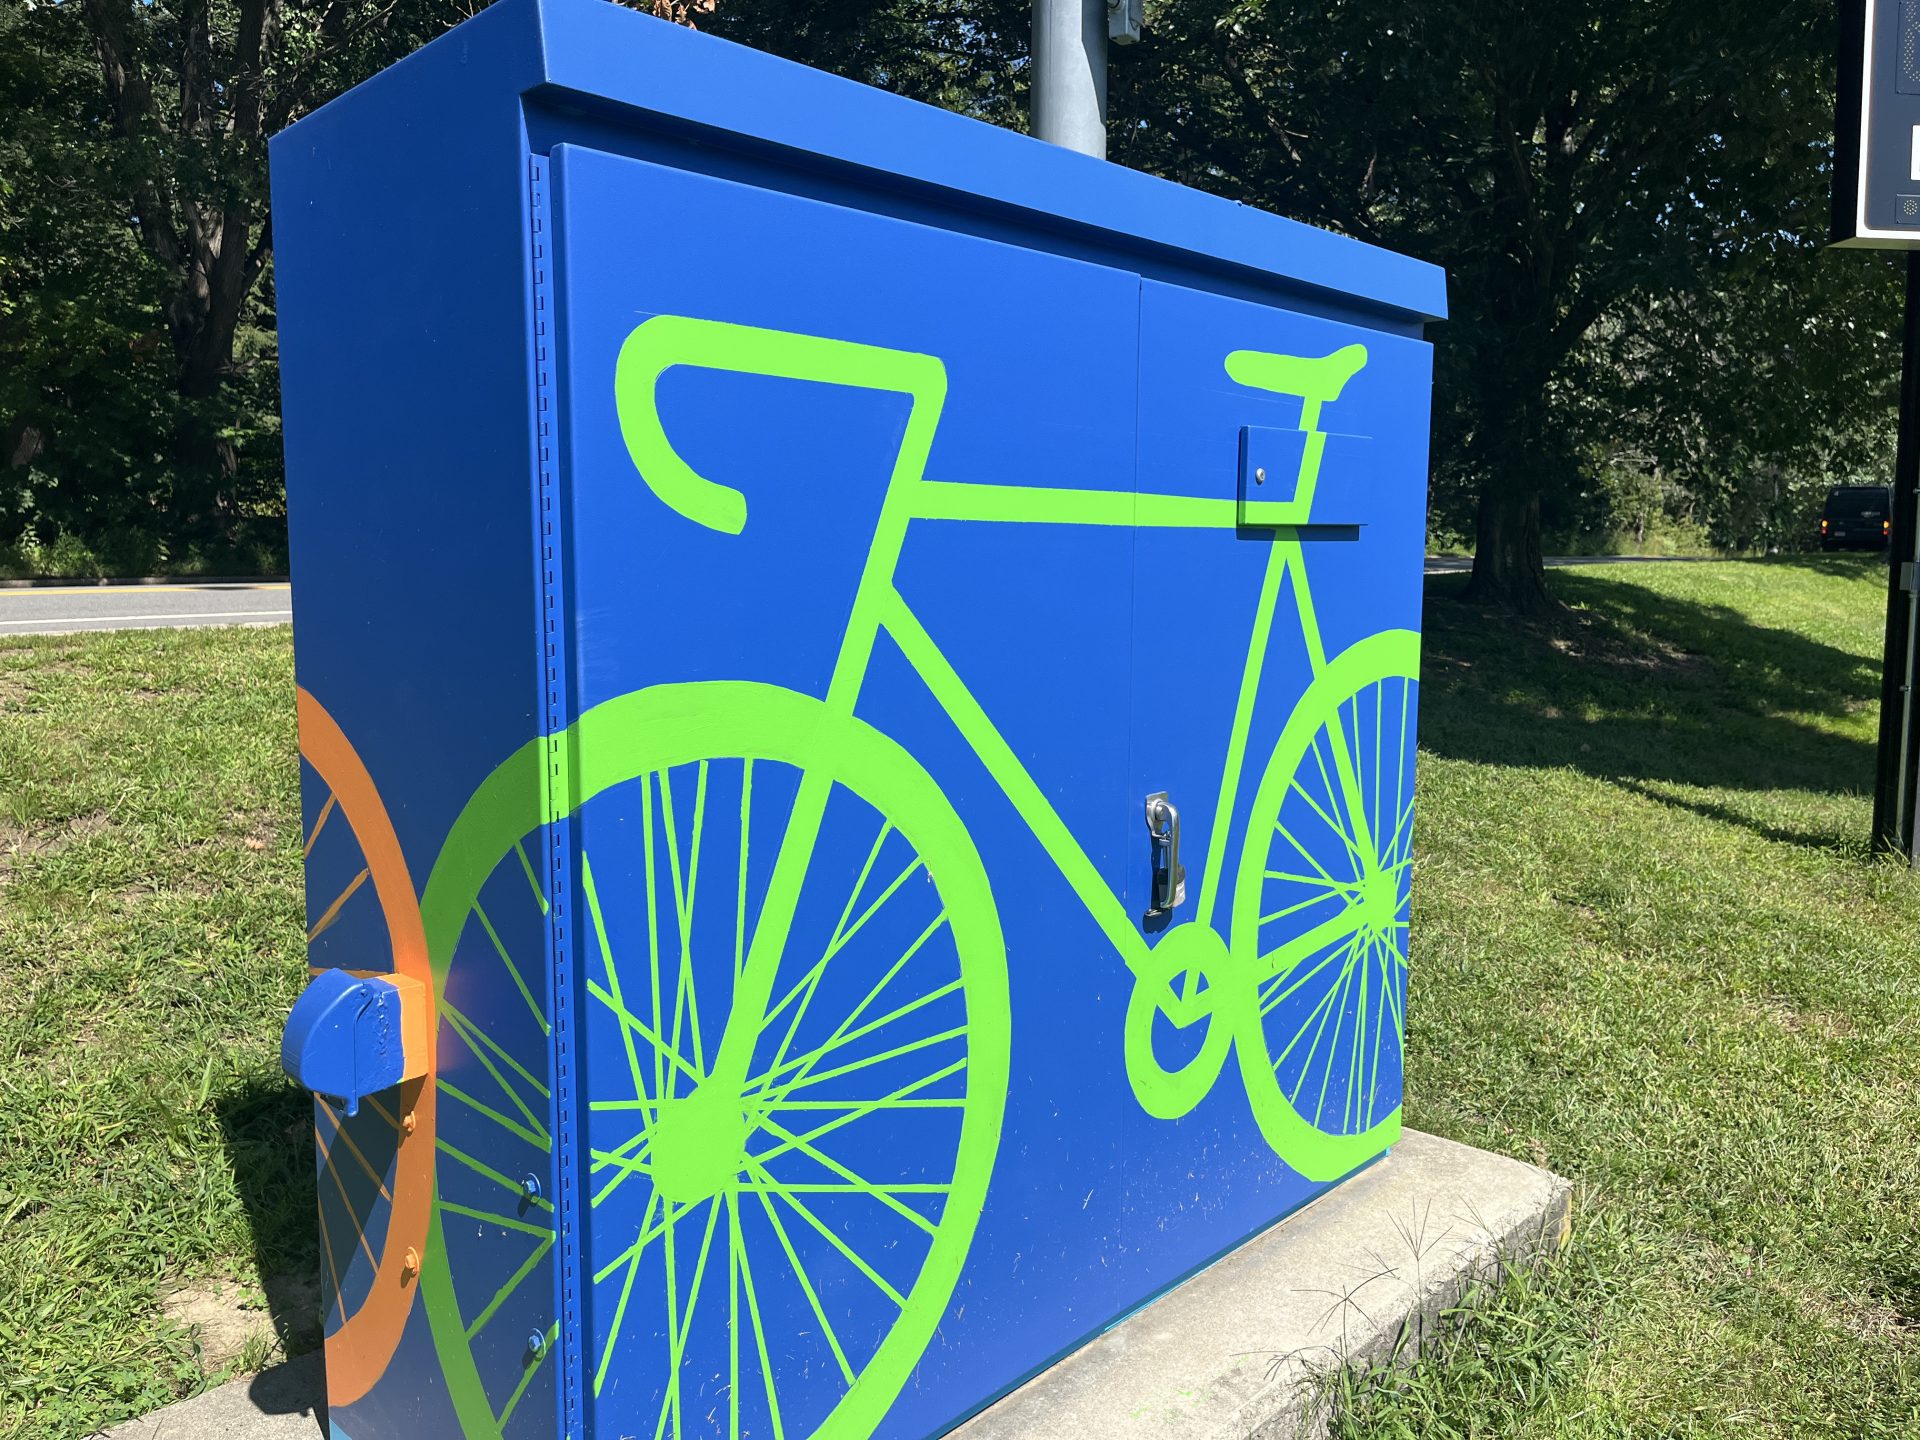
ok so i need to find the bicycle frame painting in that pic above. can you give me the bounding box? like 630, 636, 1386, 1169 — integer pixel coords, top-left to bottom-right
270, 4, 1447, 1438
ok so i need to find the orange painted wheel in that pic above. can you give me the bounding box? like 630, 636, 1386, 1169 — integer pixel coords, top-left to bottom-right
297, 687, 436, 1408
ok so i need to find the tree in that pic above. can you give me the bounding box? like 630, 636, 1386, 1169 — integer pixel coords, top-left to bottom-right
4, 0, 1899, 586
0, 1, 180, 559
1113, 0, 1870, 609
1583, 236, 1902, 552
704, 0, 1028, 125
0, 0, 461, 569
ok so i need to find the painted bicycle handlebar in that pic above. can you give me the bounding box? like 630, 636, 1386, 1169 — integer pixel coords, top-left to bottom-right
614, 313, 948, 536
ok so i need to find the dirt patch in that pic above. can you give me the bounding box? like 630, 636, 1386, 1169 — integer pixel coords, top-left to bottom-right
1799, 1286, 1918, 1342
161, 1272, 322, 1372
228, 807, 284, 855
1836, 1297, 1916, 1341
0, 654, 88, 694
1551, 893, 1601, 921
161, 1280, 275, 1370
1543, 615, 1712, 676
1745, 995, 1855, 1042
63, 810, 111, 841
0, 809, 114, 878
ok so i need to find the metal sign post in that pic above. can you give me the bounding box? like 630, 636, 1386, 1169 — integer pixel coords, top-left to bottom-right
1872, 256, 1920, 860
1835, 0, 1920, 860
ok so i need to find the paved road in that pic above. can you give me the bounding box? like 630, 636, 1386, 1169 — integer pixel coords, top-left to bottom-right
0, 582, 291, 637
0, 556, 1710, 636
1423, 554, 1716, 575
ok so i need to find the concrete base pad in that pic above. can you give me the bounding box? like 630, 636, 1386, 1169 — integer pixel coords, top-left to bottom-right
952, 1129, 1571, 1440
99, 1131, 1568, 1440
95, 1350, 324, 1439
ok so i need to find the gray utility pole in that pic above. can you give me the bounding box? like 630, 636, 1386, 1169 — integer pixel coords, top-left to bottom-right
1031, 0, 1108, 158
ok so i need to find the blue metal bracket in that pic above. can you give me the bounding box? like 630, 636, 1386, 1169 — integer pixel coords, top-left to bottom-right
1238, 426, 1376, 525
281, 970, 425, 1115
1239, 426, 1311, 505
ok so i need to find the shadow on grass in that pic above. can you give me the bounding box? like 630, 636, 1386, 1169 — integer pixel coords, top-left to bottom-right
1603, 779, 1869, 852
1868, 1261, 1920, 1330
1419, 558, 1882, 847
217, 1075, 328, 1430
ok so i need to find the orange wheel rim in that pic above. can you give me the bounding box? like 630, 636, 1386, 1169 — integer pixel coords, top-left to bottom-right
298, 687, 435, 1408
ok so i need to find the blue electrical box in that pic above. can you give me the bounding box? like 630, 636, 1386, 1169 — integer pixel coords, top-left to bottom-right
270, 3, 1446, 1436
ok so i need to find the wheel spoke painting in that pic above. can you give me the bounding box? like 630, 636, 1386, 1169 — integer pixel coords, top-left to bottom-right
578, 756, 989, 1438
400, 683, 1007, 1440
1235, 640, 1419, 1177
424, 827, 562, 1439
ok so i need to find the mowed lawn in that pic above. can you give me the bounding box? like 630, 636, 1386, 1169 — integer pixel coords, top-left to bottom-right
0, 558, 1916, 1437
1369, 558, 1920, 1438
0, 630, 307, 1438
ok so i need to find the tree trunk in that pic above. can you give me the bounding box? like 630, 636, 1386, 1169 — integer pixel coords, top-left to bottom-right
1456, 332, 1561, 614
1462, 482, 1554, 614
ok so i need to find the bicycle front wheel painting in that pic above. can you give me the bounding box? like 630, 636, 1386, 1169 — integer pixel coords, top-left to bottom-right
419, 682, 1009, 1440
1231, 630, 1419, 1183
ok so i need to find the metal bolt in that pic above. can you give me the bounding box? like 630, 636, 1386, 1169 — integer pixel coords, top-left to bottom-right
526, 1330, 548, 1360
1255, 467, 1267, 485
402, 1110, 417, 1136
402, 1247, 420, 1282
520, 1174, 542, 1201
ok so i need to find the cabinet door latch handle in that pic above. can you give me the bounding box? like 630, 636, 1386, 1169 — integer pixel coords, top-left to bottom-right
1145, 792, 1187, 916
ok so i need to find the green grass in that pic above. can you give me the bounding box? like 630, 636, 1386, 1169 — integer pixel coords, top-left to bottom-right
0, 630, 308, 1438
1342, 555, 1920, 1437
1, 558, 1916, 1436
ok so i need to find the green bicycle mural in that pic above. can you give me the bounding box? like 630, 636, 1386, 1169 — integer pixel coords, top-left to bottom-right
404, 315, 1417, 1440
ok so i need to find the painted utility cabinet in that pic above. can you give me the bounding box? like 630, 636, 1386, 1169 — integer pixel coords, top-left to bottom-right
271, 3, 1447, 1437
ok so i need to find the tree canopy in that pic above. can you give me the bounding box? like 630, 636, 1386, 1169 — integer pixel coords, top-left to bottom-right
0, 0, 1903, 597
1, 0, 452, 572
1112, 0, 1902, 605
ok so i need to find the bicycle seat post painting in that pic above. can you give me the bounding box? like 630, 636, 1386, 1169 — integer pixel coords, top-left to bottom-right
269, 3, 1447, 1437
